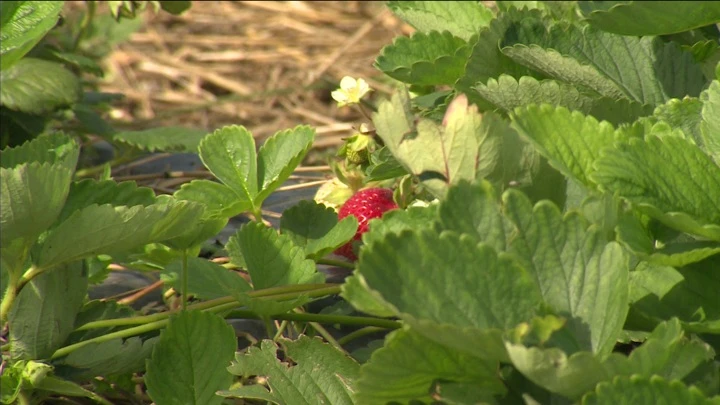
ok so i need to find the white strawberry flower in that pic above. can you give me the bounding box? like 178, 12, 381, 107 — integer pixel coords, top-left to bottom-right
331, 76, 372, 107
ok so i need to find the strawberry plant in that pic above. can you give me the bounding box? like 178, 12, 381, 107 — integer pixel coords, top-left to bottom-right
2, 1, 720, 404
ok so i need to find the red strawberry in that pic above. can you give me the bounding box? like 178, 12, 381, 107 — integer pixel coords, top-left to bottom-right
335, 187, 398, 261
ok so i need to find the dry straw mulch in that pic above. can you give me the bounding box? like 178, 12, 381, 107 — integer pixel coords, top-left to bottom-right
96, 1, 413, 151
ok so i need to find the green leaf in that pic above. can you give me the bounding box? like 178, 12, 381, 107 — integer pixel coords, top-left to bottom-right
222, 336, 360, 405
0, 130, 78, 170
355, 328, 505, 404
650, 97, 705, 150
357, 228, 539, 360
162, 257, 250, 300
198, 125, 258, 205
506, 318, 714, 400
229, 222, 323, 290
162, 216, 227, 251
386, 1, 495, 40
34, 200, 204, 270
56, 337, 158, 381
145, 311, 236, 405
629, 260, 720, 334
455, 7, 543, 104
0, 360, 22, 404
511, 104, 620, 189
112, 127, 209, 153
375, 31, 471, 86
280, 200, 358, 259
373, 92, 498, 198
582, 375, 718, 405
435, 179, 512, 252
0, 1, 64, 69
55, 179, 155, 224
501, 22, 707, 105
1, 163, 74, 252
254, 125, 315, 205
174, 179, 252, 217
503, 189, 630, 357
159, 0, 191, 14
580, 1, 720, 36
9, 261, 87, 360
592, 135, 720, 241
0, 58, 82, 114
475, 75, 653, 125
701, 80, 720, 164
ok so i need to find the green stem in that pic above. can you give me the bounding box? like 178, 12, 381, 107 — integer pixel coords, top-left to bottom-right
225, 310, 402, 330
181, 250, 189, 311
316, 258, 355, 269
308, 321, 346, 354
71, 0, 96, 52
51, 319, 169, 360
16, 265, 43, 292
336, 326, 386, 346
74, 154, 135, 179
74, 284, 340, 331
0, 280, 18, 326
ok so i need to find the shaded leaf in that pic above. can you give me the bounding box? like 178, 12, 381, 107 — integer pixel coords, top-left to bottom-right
162, 257, 250, 300
9, 261, 87, 360
280, 200, 358, 259
145, 311, 236, 405
582, 375, 717, 405
0, 58, 81, 114
112, 127, 208, 153
355, 328, 504, 404
580, 1, 720, 36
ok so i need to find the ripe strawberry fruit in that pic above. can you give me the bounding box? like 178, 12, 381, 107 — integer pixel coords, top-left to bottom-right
335, 187, 398, 261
